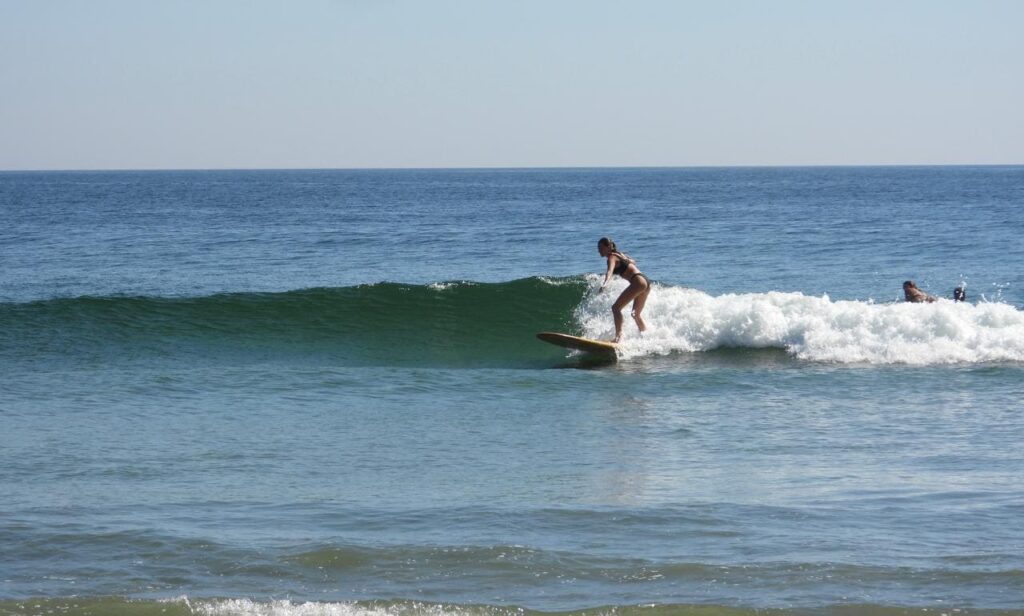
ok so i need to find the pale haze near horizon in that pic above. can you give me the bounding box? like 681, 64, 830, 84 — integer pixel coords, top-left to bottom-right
1, 0, 1021, 171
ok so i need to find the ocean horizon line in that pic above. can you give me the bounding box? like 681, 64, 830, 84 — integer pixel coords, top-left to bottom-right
3, 162, 1023, 173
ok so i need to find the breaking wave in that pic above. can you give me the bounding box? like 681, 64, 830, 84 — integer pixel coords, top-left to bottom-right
581, 277, 1024, 365
3, 276, 1022, 367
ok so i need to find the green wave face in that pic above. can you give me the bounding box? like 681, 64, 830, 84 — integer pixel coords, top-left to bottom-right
0, 278, 589, 368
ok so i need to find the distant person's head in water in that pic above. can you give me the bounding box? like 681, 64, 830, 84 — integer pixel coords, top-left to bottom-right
953, 285, 967, 302
903, 280, 936, 303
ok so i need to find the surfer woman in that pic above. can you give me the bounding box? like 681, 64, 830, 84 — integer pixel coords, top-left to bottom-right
598, 237, 651, 342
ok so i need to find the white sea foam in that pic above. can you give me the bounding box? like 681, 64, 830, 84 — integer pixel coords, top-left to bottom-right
577, 278, 1024, 365
427, 282, 460, 291
185, 598, 495, 616
537, 276, 576, 286
192, 599, 363, 616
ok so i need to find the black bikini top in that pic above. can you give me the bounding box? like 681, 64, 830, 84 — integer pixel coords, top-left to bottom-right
611, 251, 634, 276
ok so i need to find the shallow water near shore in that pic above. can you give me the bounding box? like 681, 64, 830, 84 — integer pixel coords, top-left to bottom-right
2, 167, 1023, 614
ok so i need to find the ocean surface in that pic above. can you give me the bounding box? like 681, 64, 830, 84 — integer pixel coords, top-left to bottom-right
2, 167, 1023, 616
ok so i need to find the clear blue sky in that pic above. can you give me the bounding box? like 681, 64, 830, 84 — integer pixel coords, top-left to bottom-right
2, 0, 1021, 170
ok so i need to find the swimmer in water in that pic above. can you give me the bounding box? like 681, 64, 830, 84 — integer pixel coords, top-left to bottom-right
903, 280, 937, 303
598, 237, 651, 342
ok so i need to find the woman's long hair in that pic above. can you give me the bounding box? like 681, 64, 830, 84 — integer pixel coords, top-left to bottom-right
598, 237, 632, 265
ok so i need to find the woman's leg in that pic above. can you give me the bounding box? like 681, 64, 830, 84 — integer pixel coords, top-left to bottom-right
613, 281, 647, 342
631, 285, 651, 333
611, 304, 625, 342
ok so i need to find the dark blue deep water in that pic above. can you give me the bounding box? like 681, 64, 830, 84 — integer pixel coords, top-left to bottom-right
2, 167, 1023, 615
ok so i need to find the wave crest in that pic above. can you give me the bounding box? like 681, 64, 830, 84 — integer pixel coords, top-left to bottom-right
4, 278, 1022, 367
579, 280, 1024, 364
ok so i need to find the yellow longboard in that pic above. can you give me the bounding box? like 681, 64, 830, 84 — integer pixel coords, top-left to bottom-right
536, 332, 618, 359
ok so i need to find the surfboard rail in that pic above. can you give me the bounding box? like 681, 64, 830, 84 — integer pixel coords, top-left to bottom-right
536, 332, 618, 358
